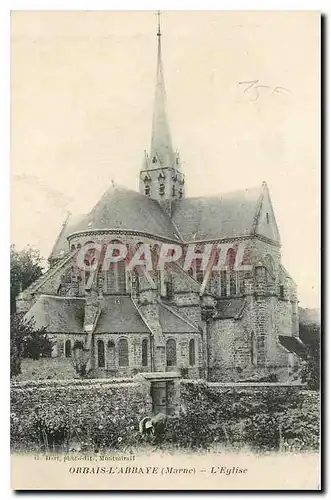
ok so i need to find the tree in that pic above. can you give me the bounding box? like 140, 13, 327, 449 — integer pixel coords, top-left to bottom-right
299, 321, 320, 390
10, 245, 44, 314
10, 313, 54, 377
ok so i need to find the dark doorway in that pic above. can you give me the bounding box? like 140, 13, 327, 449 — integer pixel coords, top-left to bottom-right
151, 380, 176, 415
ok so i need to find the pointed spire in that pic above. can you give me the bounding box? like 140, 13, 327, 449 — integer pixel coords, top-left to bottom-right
149, 11, 175, 168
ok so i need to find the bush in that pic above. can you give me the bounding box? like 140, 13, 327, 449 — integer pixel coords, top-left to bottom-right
11, 382, 147, 451
170, 383, 320, 452
11, 380, 320, 453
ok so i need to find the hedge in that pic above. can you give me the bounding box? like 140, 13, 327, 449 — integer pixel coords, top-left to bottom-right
165, 383, 320, 451
11, 380, 320, 453
11, 382, 147, 452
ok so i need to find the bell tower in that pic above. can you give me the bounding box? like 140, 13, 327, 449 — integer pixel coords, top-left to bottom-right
139, 11, 185, 215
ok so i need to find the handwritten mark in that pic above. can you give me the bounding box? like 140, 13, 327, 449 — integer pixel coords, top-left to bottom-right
238, 80, 291, 101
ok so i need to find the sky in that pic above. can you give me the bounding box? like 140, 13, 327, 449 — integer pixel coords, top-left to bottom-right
11, 11, 320, 308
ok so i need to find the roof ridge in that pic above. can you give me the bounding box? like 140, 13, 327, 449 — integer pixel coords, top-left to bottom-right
130, 296, 154, 335
181, 185, 263, 201
22, 247, 80, 295
48, 212, 71, 261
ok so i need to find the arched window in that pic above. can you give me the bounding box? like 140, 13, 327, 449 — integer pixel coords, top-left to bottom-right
71, 244, 76, 252
165, 278, 173, 299
229, 271, 237, 296
142, 339, 148, 367
226, 247, 236, 268
189, 339, 195, 366
220, 270, 227, 297
131, 269, 140, 297
250, 332, 257, 366
97, 340, 105, 368
118, 338, 129, 366
166, 339, 177, 367
65, 340, 71, 358
266, 212, 270, 224
104, 240, 126, 294
279, 284, 285, 298
107, 340, 116, 366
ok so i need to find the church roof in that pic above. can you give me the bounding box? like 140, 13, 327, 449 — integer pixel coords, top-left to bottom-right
278, 335, 307, 358
67, 184, 181, 241
48, 184, 269, 262
25, 295, 85, 333
49, 213, 85, 261
48, 182, 274, 265
95, 296, 149, 334
172, 186, 263, 241
24, 294, 199, 335
158, 302, 200, 333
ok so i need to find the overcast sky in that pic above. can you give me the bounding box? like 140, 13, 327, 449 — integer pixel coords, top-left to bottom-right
11, 11, 320, 308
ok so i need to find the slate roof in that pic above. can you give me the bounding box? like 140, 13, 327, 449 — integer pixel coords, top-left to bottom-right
172, 186, 262, 241
25, 295, 85, 333
49, 184, 265, 263
95, 296, 149, 334
278, 335, 307, 358
214, 297, 246, 319
158, 303, 200, 333
23, 294, 199, 335
71, 184, 180, 240
49, 214, 85, 260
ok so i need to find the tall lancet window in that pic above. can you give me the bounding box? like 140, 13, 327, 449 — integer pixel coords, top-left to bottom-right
189, 339, 196, 366
97, 340, 105, 368
118, 338, 129, 366
250, 332, 257, 366
104, 240, 126, 294
166, 339, 177, 367
142, 339, 148, 367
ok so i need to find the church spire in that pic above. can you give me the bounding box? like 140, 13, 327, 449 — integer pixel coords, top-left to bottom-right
149, 11, 175, 168
139, 12, 185, 211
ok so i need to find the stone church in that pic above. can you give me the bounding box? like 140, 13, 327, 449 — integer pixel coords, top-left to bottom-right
17, 17, 302, 386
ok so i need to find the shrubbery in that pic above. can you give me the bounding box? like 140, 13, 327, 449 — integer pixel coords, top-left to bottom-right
11, 381, 320, 453
11, 383, 147, 452
164, 383, 320, 451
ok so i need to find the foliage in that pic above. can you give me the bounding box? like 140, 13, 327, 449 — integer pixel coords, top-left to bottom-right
299, 321, 320, 390
71, 344, 92, 378
164, 383, 319, 452
11, 383, 146, 451
12, 377, 133, 388
10, 313, 54, 377
10, 245, 44, 314
11, 381, 320, 453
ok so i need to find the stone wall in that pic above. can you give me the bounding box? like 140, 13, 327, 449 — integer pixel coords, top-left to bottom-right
45, 331, 202, 379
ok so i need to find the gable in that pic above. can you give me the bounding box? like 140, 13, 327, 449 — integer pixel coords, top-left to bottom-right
171, 186, 262, 241
23, 248, 81, 297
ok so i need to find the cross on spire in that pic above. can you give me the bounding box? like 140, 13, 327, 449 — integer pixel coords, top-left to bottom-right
156, 10, 162, 36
